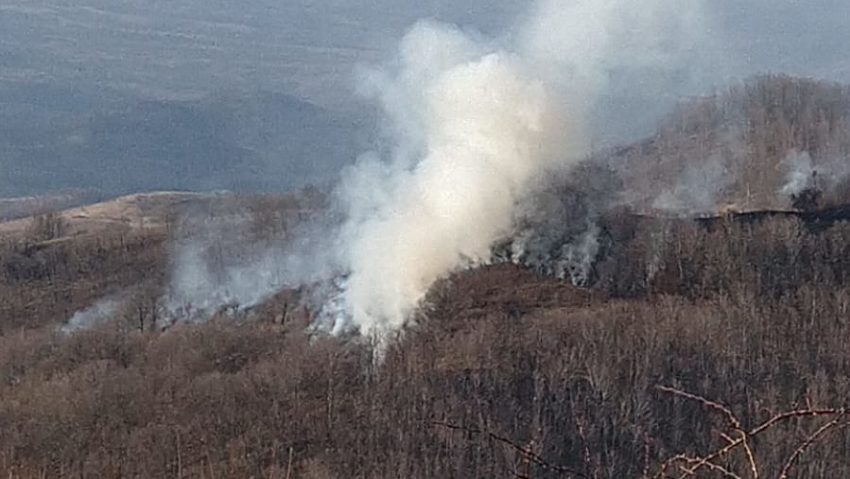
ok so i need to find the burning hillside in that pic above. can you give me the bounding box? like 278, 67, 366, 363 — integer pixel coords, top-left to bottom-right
5, 0, 850, 476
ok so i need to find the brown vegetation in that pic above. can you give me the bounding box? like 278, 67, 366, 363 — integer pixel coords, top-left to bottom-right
0, 229, 168, 333
1, 198, 850, 477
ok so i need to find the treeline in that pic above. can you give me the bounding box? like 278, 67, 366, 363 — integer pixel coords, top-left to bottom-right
593, 210, 850, 299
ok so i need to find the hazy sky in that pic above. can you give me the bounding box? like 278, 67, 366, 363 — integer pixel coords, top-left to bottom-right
1, 0, 849, 196
4, 0, 849, 105
0, 0, 523, 108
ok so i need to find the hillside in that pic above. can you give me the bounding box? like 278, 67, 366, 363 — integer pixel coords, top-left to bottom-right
2, 76, 850, 477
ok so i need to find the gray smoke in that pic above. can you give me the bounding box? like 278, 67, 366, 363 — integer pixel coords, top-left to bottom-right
652, 153, 733, 215
60, 294, 127, 334
163, 240, 284, 321
162, 207, 340, 323
510, 221, 602, 287
498, 163, 617, 287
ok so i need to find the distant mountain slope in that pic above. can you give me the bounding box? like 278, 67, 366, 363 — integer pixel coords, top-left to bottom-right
0, 87, 363, 196
0, 192, 215, 238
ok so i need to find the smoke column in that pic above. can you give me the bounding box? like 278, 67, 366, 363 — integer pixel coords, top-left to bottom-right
155, 0, 717, 342
322, 0, 714, 340
329, 36, 571, 337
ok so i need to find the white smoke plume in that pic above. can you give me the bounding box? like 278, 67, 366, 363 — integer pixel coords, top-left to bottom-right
320, 0, 717, 339
509, 221, 603, 287
563, 223, 602, 287
519, 0, 724, 145
780, 150, 816, 197
157, 0, 720, 343
322, 27, 573, 338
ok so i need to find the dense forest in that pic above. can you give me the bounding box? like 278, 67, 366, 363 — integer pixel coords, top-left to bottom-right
1, 76, 850, 478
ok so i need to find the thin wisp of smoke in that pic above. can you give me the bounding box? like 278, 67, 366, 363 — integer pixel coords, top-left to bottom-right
60, 294, 127, 334
652, 153, 733, 216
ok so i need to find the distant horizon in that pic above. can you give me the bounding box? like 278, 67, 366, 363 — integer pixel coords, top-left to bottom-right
3, 0, 850, 196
